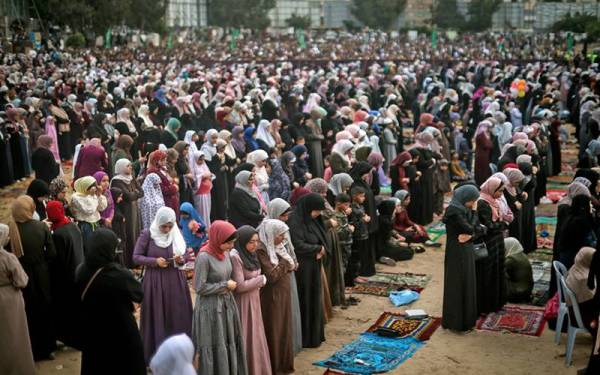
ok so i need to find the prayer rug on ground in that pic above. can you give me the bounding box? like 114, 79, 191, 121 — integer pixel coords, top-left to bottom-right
366, 312, 442, 341
529, 260, 552, 306
536, 222, 555, 250
426, 221, 446, 243
528, 248, 554, 263
535, 204, 557, 218
350, 272, 432, 297
314, 333, 423, 374
476, 305, 546, 336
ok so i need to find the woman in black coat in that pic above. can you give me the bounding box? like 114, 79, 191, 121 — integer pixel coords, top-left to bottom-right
442, 185, 481, 332
75, 229, 145, 375
288, 193, 327, 348
349, 161, 379, 276
228, 170, 264, 228
556, 195, 597, 270
31, 135, 60, 184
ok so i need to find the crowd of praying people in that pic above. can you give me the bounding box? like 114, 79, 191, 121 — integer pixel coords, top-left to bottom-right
1, 32, 600, 374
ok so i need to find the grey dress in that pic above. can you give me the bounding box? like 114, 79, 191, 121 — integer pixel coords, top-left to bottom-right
192, 252, 247, 375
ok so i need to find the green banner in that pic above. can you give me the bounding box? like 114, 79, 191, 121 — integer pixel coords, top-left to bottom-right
567, 33, 574, 53
230, 28, 240, 50
431, 28, 437, 49
296, 29, 306, 49
167, 34, 173, 49
104, 28, 112, 49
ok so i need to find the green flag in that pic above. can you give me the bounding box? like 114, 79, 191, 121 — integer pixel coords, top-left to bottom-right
104, 28, 112, 49
167, 34, 173, 49
431, 28, 437, 49
230, 28, 240, 50
567, 33, 574, 53
296, 29, 306, 49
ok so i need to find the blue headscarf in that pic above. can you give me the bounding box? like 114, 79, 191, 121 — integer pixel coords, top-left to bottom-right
179, 202, 207, 250
244, 127, 259, 152
154, 88, 167, 105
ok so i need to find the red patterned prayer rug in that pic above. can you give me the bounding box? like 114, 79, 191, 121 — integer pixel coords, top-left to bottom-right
476, 304, 546, 336
366, 311, 442, 341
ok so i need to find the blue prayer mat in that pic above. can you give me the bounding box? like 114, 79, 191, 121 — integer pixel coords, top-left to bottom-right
314, 333, 423, 374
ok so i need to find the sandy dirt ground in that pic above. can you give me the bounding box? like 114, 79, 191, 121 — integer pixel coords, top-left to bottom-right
1, 153, 590, 375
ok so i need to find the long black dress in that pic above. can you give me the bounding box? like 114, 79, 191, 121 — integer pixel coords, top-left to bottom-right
227, 187, 264, 228
519, 176, 537, 253
208, 153, 231, 222
476, 200, 507, 314
413, 147, 435, 225
14, 220, 57, 360
442, 205, 478, 331
76, 229, 145, 375
349, 162, 378, 276
289, 194, 327, 348
0, 125, 15, 187
504, 190, 522, 240
49, 222, 84, 348
31, 147, 60, 185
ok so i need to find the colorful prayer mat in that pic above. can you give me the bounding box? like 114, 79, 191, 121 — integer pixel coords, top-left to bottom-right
314, 333, 423, 374
529, 260, 552, 306
366, 312, 442, 341
426, 221, 446, 243
476, 304, 546, 336
535, 204, 557, 218
350, 272, 432, 297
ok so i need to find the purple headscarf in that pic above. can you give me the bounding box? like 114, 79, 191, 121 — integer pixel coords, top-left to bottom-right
93, 171, 115, 221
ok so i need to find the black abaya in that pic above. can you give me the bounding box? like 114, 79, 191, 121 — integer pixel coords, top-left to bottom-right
32, 147, 60, 185
0, 127, 15, 187
208, 154, 229, 222
519, 178, 537, 253
413, 148, 435, 225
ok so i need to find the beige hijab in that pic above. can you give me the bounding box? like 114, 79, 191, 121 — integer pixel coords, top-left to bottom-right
9, 195, 35, 257
566, 247, 596, 304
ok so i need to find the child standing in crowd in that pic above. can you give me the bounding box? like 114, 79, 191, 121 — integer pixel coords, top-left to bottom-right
333, 193, 354, 298
347, 186, 369, 286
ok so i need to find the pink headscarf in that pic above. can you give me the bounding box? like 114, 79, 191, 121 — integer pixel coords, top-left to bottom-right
512, 132, 528, 142
479, 177, 503, 221
44, 116, 60, 162
491, 172, 514, 223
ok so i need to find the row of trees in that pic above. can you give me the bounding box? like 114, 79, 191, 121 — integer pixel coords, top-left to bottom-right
35, 0, 501, 36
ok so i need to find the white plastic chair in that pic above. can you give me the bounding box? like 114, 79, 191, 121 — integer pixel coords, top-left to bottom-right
553, 260, 569, 344
560, 277, 590, 366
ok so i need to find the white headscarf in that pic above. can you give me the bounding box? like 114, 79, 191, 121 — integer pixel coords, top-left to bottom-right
332, 140, 354, 164
149, 334, 195, 375
328, 173, 354, 196
191, 150, 211, 187
111, 159, 133, 185
200, 129, 219, 161
138, 105, 154, 128
149, 207, 186, 256
258, 219, 293, 266
246, 149, 269, 166
117, 108, 136, 133
219, 129, 237, 160
256, 119, 276, 148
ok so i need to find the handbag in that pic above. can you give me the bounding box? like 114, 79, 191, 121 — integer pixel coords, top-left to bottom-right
473, 242, 488, 261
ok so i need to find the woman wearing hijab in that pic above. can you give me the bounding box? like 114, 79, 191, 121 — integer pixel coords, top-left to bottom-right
566, 247, 598, 333
110, 134, 134, 173
390, 151, 413, 195
45, 200, 84, 348
247, 149, 270, 204
268, 152, 292, 201
330, 139, 354, 175
291, 144, 311, 186
133, 206, 193, 363
206, 138, 233, 222
411, 132, 436, 225
476, 176, 508, 314
516, 154, 537, 253
556, 195, 597, 270
263, 199, 303, 355
392, 190, 431, 244
474, 121, 493, 186
504, 237, 534, 303
173, 141, 195, 205
289, 193, 327, 348
230, 226, 272, 375
9, 195, 57, 360
146, 150, 179, 218
192, 220, 247, 375
76, 228, 145, 375
502, 168, 525, 240
327, 173, 353, 206
140, 171, 166, 230
256, 219, 295, 373
74, 138, 109, 180
231, 125, 247, 159
179, 202, 207, 253
0, 222, 36, 375
31, 135, 60, 184
349, 161, 378, 276
377, 199, 414, 261
93, 171, 115, 226
442, 185, 481, 332
149, 334, 196, 375
305, 106, 327, 178
161, 117, 181, 148
110, 159, 144, 268
190, 150, 213, 227
26, 178, 50, 220
256, 119, 276, 151
244, 127, 260, 153
229, 171, 265, 228
71, 176, 107, 242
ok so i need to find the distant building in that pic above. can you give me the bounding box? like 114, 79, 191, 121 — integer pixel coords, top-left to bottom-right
166, 0, 208, 28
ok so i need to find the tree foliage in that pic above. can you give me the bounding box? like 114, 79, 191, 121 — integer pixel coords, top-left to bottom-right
552, 13, 600, 42
207, 0, 276, 29
433, 0, 465, 30
286, 13, 311, 30
350, 0, 407, 30
464, 0, 501, 32
35, 0, 166, 34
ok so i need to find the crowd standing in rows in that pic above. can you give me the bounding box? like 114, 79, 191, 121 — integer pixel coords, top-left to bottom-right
1, 33, 600, 374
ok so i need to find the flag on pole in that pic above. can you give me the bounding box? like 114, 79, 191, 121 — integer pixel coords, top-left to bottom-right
431, 28, 437, 49
567, 33, 574, 53
167, 33, 173, 49
296, 29, 306, 49
230, 28, 240, 50
104, 28, 112, 49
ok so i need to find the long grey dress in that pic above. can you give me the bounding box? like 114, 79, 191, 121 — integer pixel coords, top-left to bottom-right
192, 252, 247, 375
290, 273, 303, 355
